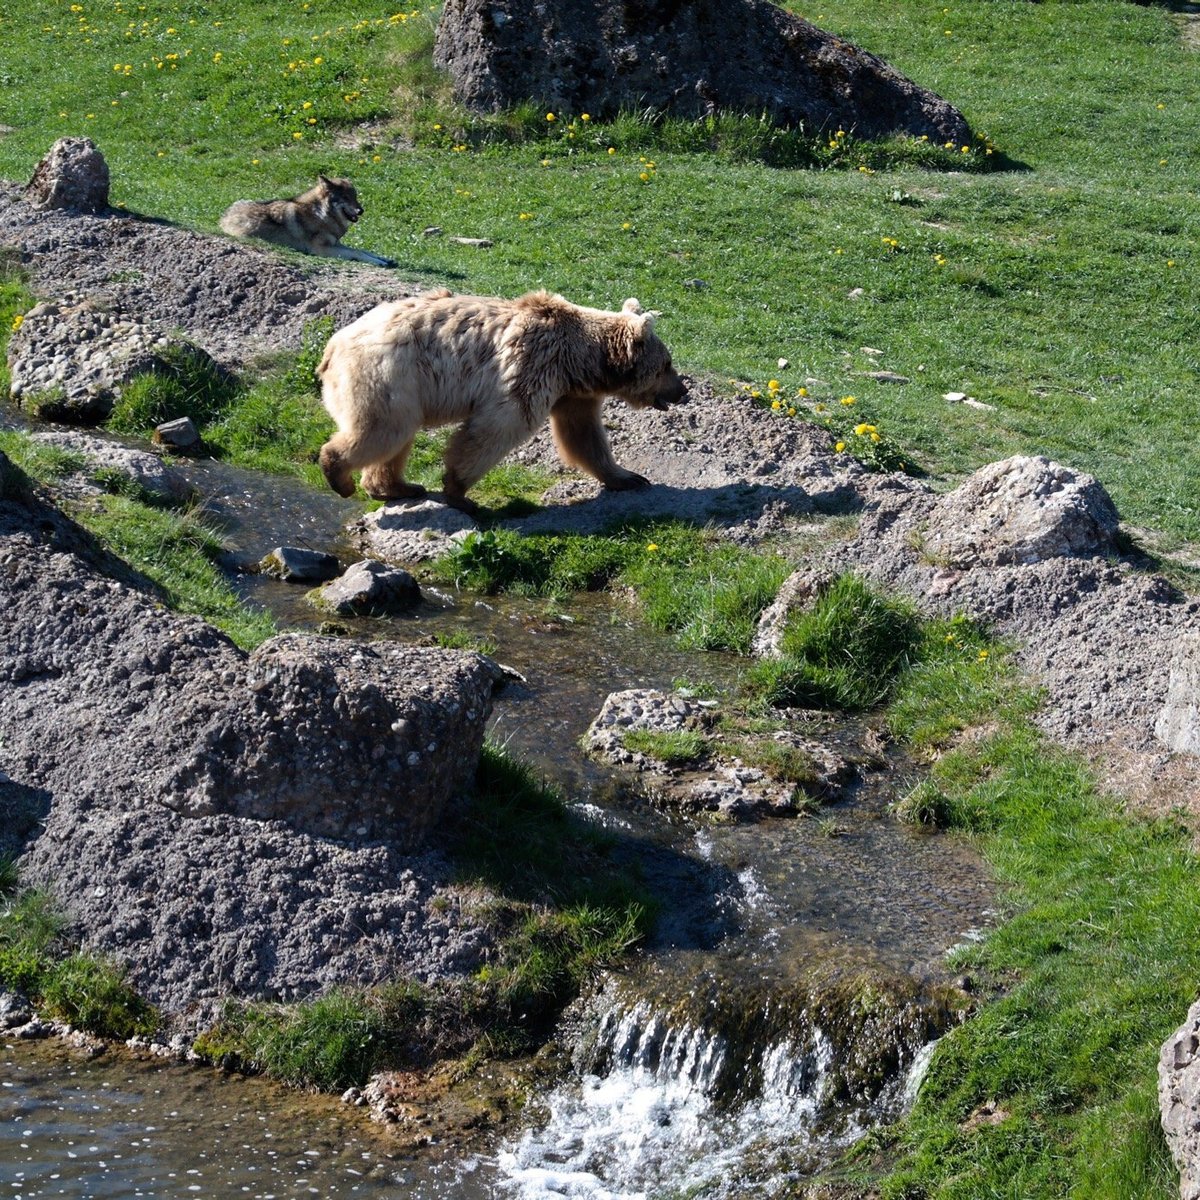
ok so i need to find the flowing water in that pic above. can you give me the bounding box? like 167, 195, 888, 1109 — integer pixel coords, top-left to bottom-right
1, 450, 994, 1198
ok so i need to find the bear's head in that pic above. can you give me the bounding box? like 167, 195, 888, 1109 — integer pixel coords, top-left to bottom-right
606, 299, 688, 411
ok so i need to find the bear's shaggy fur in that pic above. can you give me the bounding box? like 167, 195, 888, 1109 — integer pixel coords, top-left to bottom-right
316, 289, 687, 512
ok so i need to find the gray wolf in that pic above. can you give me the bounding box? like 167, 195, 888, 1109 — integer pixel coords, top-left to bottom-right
219, 174, 395, 267
316, 289, 688, 512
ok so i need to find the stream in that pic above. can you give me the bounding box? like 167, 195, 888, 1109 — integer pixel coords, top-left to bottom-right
1, 450, 994, 1199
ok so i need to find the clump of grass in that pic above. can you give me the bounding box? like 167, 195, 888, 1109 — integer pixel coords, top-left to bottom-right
434, 521, 789, 652
621, 728, 709, 765
746, 574, 922, 710
431, 629, 499, 656
107, 344, 239, 436
0, 873, 157, 1040
195, 984, 425, 1090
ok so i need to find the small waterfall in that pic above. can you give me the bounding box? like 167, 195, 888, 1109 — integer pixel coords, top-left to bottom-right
495, 970, 943, 1200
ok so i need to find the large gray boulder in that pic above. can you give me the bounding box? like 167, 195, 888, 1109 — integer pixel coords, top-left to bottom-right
919, 455, 1121, 570
0, 453, 503, 1012
0, 455, 499, 847
434, 0, 971, 144
1161, 998, 1200, 1200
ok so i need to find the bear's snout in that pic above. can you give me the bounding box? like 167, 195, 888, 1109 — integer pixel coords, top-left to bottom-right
653, 375, 689, 411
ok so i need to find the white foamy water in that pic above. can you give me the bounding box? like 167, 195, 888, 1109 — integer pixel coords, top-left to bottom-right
496, 1004, 838, 1200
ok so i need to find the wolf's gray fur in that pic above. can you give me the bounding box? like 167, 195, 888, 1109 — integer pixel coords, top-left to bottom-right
220, 174, 394, 267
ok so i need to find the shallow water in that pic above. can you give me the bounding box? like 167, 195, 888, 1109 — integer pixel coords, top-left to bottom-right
4, 449, 994, 1198
0, 1039, 489, 1199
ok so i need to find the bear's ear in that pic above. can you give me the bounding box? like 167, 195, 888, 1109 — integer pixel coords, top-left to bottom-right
621, 298, 643, 315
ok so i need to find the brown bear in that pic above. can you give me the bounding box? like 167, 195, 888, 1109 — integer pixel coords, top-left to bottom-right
316, 289, 688, 513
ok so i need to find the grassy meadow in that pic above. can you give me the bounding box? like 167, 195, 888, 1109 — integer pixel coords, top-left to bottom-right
2, 2, 1200, 1197
0, 0, 1198, 544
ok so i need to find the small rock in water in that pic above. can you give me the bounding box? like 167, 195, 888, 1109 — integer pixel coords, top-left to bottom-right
153, 416, 199, 449
260, 546, 341, 583
313, 559, 422, 616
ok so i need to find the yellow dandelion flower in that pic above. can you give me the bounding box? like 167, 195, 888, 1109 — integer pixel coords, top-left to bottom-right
293, 131, 303, 139
581, 112, 590, 122
607, 147, 616, 155
978, 649, 989, 662
854, 423, 870, 436
11, 314, 24, 331
1168, 259, 1176, 268
639, 171, 650, 181
302, 100, 313, 109
372, 154, 381, 162
540, 158, 550, 167
768, 379, 780, 391
839, 395, 856, 407
519, 211, 534, 220
646, 542, 659, 552
870, 431, 881, 443
546, 111, 556, 122
787, 407, 796, 417
771, 399, 782, 411
212, 51, 222, 62
835, 441, 846, 453
1157, 102, 1166, 110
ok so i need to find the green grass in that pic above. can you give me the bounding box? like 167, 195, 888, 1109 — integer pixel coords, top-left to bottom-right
869, 722, 1195, 1200
3, 0, 1198, 543
0, 868, 158, 1041
434, 521, 790, 651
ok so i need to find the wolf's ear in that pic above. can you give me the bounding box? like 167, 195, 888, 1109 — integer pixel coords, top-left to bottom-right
318, 173, 332, 186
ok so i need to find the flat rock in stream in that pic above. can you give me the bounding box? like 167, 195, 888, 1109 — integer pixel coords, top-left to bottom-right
29, 430, 190, 501
353, 498, 479, 565
583, 689, 855, 819
311, 558, 423, 615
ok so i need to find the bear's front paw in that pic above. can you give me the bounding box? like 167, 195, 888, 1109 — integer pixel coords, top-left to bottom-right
604, 472, 651, 492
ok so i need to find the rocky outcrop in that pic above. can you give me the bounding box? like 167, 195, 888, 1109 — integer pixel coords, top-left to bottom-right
434, 0, 971, 144
0, 451, 503, 1012
1156, 635, 1200, 756
919, 455, 1120, 569
0, 492, 496, 843
7, 295, 226, 423
25, 136, 109, 213
1161, 999, 1200, 1200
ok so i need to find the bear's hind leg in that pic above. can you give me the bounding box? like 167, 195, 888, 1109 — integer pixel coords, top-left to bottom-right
360, 440, 427, 501
319, 416, 419, 499
550, 395, 649, 490
442, 417, 533, 514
